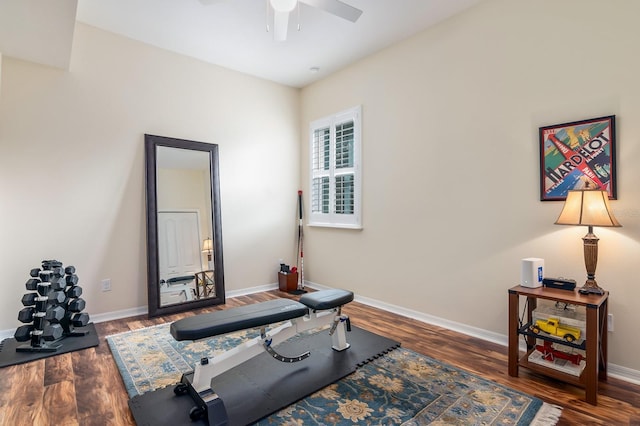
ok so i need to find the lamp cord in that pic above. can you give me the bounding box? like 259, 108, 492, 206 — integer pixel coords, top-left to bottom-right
518, 298, 529, 329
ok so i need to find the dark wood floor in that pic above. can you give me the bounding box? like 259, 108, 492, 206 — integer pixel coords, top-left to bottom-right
1, 289, 639, 425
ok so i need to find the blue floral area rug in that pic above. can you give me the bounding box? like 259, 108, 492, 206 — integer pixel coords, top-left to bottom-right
107, 324, 561, 425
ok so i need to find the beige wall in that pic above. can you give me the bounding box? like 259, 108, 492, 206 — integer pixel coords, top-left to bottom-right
300, 0, 640, 372
0, 23, 300, 328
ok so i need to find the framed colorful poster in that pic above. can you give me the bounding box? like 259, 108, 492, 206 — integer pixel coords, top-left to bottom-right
539, 115, 616, 201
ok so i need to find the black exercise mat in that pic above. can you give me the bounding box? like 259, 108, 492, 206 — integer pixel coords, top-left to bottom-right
0, 323, 99, 367
129, 326, 399, 426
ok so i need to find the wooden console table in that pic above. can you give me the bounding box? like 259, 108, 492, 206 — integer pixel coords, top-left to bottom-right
194, 270, 215, 299
508, 285, 608, 405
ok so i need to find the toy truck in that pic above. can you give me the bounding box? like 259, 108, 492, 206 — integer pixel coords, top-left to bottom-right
530, 317, 581, 342
535, 341, 585, 365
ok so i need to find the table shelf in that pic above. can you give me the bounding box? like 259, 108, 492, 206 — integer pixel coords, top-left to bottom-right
517, 323, 586, 350
508, 285, 608, 405
518, 349, 584, 387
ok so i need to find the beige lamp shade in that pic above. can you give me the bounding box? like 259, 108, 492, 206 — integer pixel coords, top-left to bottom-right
202, 238, 213, 254
202, 238, 213, 265
555, 190, 621, 227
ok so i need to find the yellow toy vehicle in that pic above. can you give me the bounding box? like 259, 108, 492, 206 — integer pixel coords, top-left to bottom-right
530, 317, 581, 342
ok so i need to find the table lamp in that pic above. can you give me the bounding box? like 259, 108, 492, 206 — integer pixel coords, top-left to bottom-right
202, 238, 213, 269
554, 189, 621, 295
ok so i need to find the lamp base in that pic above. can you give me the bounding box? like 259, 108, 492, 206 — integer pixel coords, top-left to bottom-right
579, 286, 605, 295
579, 279, 605, 295
580, 230, 605, 295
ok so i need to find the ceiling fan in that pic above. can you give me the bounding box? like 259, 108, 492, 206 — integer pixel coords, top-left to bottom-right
199, 0, 363, 42
269, 0, 362, 41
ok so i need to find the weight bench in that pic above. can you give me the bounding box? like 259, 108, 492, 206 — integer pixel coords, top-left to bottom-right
162, 275, 195, 302
169, 288, 353, 425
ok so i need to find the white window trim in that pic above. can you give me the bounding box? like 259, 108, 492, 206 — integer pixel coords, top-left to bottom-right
308, 105, 362, 229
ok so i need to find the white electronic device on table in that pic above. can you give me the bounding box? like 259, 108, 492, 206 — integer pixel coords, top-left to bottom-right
521, 258, 544, 288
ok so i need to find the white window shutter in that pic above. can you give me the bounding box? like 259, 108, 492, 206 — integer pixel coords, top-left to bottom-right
309, 106, 361, 229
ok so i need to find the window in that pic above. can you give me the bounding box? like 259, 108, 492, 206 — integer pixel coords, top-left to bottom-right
309, 106, 361, 228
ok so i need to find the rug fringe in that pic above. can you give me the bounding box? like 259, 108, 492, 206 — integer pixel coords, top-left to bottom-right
531, 402, 563, 426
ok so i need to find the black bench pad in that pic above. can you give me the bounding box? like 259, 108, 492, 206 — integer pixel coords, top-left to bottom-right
166, 275, 195, 284
170, 299, 307, 341
300, 289, 353, 310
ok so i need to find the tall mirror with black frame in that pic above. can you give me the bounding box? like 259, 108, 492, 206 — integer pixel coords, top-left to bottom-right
145, 134, 225, 317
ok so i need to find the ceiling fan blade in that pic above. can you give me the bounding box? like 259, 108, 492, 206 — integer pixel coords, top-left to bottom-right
300, 0, 363, 22
273, 10, 290, 41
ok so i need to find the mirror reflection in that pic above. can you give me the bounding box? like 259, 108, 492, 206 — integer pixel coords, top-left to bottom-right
145, 134, 224, 318
156, 146, 215, 306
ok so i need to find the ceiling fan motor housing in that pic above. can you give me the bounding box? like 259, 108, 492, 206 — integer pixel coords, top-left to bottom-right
271, 0, 297, 12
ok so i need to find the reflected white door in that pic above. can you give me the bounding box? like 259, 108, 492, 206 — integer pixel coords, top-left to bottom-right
158, 211, 201, 281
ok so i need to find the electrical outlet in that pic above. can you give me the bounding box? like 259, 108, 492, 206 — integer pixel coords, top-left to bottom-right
101, 278, 112, 292
607, 313, 614, 332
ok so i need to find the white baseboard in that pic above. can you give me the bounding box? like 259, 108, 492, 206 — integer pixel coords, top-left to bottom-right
305, 281, 640, 386
226, 283, 279, 298
90, 306, 149, 324
307, 282, 507, 344
2, 280, 639, 386
607, 363, 640, 385
355, 292, 507, 345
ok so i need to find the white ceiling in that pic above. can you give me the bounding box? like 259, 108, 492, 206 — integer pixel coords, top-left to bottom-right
0, 0, 484, 88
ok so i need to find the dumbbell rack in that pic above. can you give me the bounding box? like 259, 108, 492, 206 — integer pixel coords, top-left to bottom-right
14, 260, 91, 353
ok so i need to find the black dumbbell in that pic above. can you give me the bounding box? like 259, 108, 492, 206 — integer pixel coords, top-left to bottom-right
65, 274, 79, 286
65, 286, 82, 299
25, 278, 40, 291
64, 265, 76, 275
50, 277, 65, 291
35, 299, 48, 312
71, 312, 90, 327
32, 290, 65, 304
37, 283, 52, 296
14, 325, 34, 342
42, 260, 62, 270
17, 307, 36, 323
42, 324, 63, 341
39, 270, 52, 282
48, 291, 66, 304
68, 298, 86, 312
30, 268, 41, 278
45, 305, 65, 322
22, 291, 65, 308
21, 293, 38, 306
33, 315, 46, 330
52, 267, 64, 278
